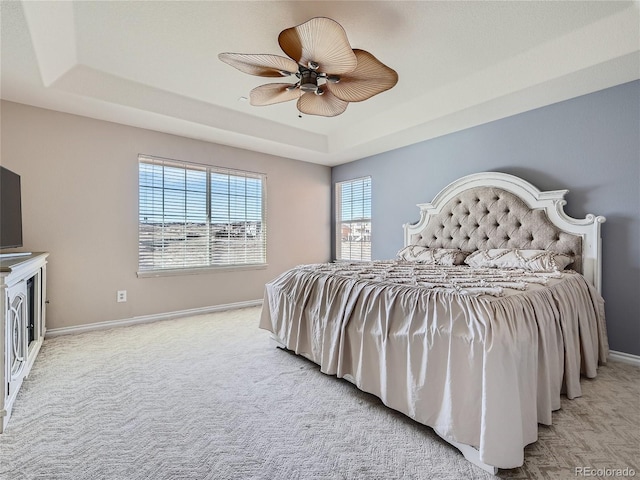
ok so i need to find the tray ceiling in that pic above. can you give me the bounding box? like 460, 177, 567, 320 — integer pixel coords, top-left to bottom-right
2, 1, 638, 166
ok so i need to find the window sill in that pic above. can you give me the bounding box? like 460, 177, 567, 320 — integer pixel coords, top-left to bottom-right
334, 259, 372, 263
137, 264, 268, 278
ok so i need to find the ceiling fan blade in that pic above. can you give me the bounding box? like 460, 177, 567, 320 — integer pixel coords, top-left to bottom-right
279, 17, 357, 75
218, 53, 299, 77
326, 49, 398, 102
297, 90, 348, 117
250, 83, 300, 106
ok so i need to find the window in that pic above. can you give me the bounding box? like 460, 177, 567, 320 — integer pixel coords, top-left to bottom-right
138, 155, 266, 274
336, 177, 371, 261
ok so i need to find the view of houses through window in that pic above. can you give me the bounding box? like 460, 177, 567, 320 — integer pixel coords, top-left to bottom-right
336, 177, 372, 261
138, 155, 266, 273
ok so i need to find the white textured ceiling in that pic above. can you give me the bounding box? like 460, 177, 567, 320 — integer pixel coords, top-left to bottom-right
2, 1, 639, 166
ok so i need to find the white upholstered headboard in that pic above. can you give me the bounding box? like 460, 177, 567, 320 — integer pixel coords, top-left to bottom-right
403, 172, 606, 292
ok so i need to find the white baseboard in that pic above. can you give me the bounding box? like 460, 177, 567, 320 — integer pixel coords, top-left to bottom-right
45, 299, 263, 338
46, 310, 640, 368
608, 350, 640, 367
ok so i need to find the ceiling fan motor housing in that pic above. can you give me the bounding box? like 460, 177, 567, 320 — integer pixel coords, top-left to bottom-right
299, 68, 320, 93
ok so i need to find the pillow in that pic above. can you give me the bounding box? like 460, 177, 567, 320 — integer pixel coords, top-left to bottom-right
396, 245, 469, 266
464, 249, 573, 272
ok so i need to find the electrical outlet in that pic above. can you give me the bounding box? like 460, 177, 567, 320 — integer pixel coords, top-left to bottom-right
117, 290, 127, 303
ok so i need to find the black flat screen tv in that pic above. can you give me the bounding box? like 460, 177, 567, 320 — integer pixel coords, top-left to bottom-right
0, 166, 23, 249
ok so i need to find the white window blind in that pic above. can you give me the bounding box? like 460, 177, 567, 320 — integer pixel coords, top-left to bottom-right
138, 155, 266, 273
336, 177, 371, 261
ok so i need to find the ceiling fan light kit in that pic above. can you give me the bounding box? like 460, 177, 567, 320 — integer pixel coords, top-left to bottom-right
219, 17, 398, 117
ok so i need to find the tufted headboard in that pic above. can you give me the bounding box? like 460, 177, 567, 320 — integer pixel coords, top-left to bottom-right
403, 172, 606, 292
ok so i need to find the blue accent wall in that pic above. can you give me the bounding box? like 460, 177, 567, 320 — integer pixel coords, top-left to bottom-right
332, 80, 640, 356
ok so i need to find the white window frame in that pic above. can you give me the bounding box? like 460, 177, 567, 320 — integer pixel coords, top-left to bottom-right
335, 176, 372, 261
138, 155, 266, 276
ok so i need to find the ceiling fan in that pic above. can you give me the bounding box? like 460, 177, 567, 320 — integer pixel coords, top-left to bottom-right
218, 17, 398, 117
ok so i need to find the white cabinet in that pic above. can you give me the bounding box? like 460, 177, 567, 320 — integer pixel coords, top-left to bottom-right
0, 252, 48, 433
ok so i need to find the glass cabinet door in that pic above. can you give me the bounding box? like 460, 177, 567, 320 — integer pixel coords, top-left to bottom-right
6, 281, 27, 389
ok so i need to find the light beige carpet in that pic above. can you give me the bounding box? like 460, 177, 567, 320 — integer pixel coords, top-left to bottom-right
1, 306, 638, 480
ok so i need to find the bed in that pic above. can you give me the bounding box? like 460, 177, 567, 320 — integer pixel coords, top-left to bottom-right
259, 171, 609, 474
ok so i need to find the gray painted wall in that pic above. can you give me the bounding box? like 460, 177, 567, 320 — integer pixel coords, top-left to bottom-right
332, 80, 640, 356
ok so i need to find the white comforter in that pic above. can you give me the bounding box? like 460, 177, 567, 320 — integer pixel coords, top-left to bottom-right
259, 261, 609, 469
